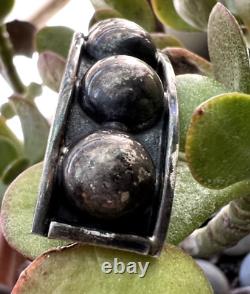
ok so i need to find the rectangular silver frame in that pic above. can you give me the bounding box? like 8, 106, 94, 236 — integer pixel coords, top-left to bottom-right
32, 32, 179, 257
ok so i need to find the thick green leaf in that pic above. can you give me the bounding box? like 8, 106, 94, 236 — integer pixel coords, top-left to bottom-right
208, 3, 250, 93
163, 48, 213, 76
151, 0, 196, 31
0, 136, 19, 176
173, 0, 217, 31
168, 161, 250, 245
91, 0, 156, 32
0, 0, 14, 22
1, 163, 70, 259
176, 74, 227, 151
37, 51, 65, 92
12, 244, 212, 294
2, 157, 29, 185
150, 33, 182, 49
10, 97, 49, 164
89, 8, 122, 29
186, 92, 250, 189
36, 26, 74, 59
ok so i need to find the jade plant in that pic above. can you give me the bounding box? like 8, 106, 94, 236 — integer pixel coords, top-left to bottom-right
1, 0, 250, 293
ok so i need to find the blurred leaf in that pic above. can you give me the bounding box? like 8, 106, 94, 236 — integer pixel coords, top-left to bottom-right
0, 180, 7, 205
151, 0, 197, 31
0, 0, 14, 22
1, 163, 70, 259
208, 3, 250, 93
168, 161, 250, 244
37, 51, 65, 92
6, 20, 36, 57
234, 1, 250, 31
0, 102, 15, 119
173, 0, 216, 31
222, 0, 238, 15
186, 92, 250, 189
2, 157, 29, 185
244, 30, 250, 49
0, 115, 22, 152
91, 0, 156, 32
176, 74, 227, 151
90, 0, 111, 9
163, 47, 212, 76
12, 244, 212, 294
150, 33, 183, 49
36, 26, 74, 59
0, 136, 19, 176
10, 97, 49, 164
25, 82, 42, 101
89, 8, 122, 29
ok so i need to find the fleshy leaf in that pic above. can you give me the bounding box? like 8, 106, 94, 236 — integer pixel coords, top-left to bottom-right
168, 161, 250, 245
186, 92, 250, 189
89, 8, 122, 29
1, 163, 71, 259
91, 0, 156, 32
173, 0, 217, 31
208, 3, 250, 93
6, 20, 36, 57
150, 33, 182, 49
163, 48, 213, 76
37, 51, 65, 92
12, 244, 212, 294
0, 136, 19, 177
36, 26, 74, 59
0, 0, 14, 22
151, 0, 196, 31
176, 74, 227, 151
10, 97, 49, 164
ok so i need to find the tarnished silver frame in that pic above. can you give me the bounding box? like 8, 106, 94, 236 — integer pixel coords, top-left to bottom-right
32, 32, 179, 257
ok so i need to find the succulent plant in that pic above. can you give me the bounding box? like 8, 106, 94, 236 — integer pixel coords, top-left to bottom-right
1, 0, 250, 293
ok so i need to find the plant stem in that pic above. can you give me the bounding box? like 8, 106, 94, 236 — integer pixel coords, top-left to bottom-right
181, 195, 250, 258
0, 25, 25, 94
27, 0, 71, 29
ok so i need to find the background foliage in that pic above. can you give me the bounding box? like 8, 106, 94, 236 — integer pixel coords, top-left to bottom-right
1, 0, 250, 293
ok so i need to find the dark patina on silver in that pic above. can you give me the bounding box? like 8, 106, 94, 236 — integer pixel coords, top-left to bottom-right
32, 19, 179, 257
